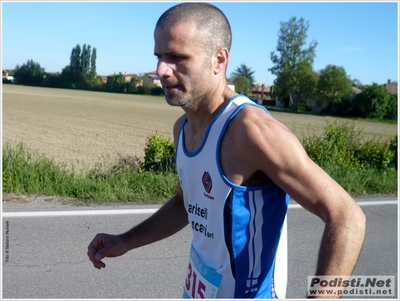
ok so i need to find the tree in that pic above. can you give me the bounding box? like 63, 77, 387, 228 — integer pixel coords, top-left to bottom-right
92, 75, 104, 91
231, 63, 255, 87
81, 44, 91, 82
269, 17, 318, 110
126, 76, 140, 94
90, 47, 97, 80
105, 73, 126, 93
14, 59, 45, 86
269, 17, 317, 76
70, 44, 82, 87
351, 83, 397, 120
318, 65, 353, 114
60, 65, 73, 88
351, 78, 369, 92
42, 72, 60, 88
273, 61, 318, 111
69, 43, 97, 89
232, 75, 250, 94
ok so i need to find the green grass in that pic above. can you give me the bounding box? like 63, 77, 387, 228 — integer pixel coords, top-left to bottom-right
2, 121, 398, 204
301, 120, 397, 195
2, 142, 177, 204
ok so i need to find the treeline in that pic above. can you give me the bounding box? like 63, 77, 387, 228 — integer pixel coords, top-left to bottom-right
267, 16, 398, 121
5, 38, 398, 120
5, 44, 164, 96
229, 16, 398, 121
231, 62, 397, 121
272, 64, 398, 121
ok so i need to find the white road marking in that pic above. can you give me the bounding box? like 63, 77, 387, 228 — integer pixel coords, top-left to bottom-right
1, 200, 397, 218
1, 208, 159, 218
288, 200, 398, 209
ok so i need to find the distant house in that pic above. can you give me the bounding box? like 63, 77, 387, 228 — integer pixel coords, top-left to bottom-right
102, 73, 138, 84
2, 69, 14, 83
227, 81, 235, 91
122, 73, 136, 83
351, 86, 362, 95
101, 76, 108, 83
247, 84, 273, 105
2, 75, 14, 83
383, 79, 398, 95
3, 69, 13, 76
306, 86, 362, 113
145, 72, 162, 87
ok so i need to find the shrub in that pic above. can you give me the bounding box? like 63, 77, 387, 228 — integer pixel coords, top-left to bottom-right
301, 120, 397, 194
150, 86, 164, 96
354, 138, 396, 170
302, 120, 360, 169
142, 131, 176, 173
2, 141, 178, 204
351, 83, 398, 120
389, 135, 398, 170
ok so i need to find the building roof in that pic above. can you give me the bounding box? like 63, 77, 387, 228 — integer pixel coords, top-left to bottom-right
383, 79, 398, 95
251, 84, 271, 93
352, 86, 362, 94
145, 71, 160, 80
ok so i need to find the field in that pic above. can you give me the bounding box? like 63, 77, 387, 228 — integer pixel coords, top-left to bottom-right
2, 85, 398, 171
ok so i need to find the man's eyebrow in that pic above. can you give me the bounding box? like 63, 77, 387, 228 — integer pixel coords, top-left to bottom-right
154, 50, 188, 57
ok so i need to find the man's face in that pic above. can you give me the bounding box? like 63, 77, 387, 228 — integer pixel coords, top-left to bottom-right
154, 22, 214, 109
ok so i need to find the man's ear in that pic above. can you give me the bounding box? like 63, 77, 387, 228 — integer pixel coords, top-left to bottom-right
214, 48, 229, 75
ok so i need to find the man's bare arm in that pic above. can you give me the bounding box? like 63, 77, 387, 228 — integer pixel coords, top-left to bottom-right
88, 187, 188, 269
121, 189, 188, 251
233, 106, 366, 279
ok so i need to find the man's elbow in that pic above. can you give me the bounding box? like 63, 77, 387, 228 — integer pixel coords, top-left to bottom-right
346, 203, 366, 239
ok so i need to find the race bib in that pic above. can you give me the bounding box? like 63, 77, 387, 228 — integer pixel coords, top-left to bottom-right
183, 245, 223, 298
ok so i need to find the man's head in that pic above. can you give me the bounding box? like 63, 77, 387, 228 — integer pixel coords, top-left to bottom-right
154, 3, 233, 109
155, 2, 232, 59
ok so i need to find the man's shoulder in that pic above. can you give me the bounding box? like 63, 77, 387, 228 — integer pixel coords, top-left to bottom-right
173, 114, 187, 142
229, 102, 272, 128
225, 103, 291, 148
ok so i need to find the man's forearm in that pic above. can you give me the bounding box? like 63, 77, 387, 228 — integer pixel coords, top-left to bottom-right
309, 207, 366, 299
315, 208, 366, 276
121, 194, 189, 251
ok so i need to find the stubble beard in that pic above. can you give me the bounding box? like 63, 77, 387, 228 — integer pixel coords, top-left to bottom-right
164, 80, 209, 110
164, 88, 193, 109
164, 60, 214, 110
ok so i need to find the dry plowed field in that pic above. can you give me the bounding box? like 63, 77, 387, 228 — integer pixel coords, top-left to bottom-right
2, 85, 397, 170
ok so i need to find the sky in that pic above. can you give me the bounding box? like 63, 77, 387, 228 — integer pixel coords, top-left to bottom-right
1, 1, 398, 86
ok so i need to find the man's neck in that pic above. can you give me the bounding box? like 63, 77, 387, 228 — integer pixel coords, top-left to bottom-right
183, 86, 237, 132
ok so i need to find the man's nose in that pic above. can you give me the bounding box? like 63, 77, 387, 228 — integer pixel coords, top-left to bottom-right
156, 60, 173, 78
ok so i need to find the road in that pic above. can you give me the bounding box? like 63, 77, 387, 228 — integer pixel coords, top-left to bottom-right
2, 196, 398, 299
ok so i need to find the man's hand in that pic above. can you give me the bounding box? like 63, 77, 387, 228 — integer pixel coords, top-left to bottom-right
87, 233, 129, 269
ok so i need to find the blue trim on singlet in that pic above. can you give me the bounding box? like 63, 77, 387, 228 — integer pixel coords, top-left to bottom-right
179, 94, 245, 157
224, 187, 289, 298
214, 96, 289, 298
215, 100, 272, 190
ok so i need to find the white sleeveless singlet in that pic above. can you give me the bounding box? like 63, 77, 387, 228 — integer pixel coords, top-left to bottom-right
176, 95, 289, 298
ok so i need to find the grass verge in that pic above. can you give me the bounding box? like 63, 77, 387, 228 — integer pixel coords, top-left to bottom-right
2, 142, 177, 204
2, 121, 397, 204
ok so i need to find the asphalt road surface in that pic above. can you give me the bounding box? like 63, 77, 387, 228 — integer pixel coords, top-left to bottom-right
2, 196, 397, 299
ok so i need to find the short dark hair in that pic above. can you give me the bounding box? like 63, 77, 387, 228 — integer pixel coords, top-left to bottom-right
155, 2, 232, 54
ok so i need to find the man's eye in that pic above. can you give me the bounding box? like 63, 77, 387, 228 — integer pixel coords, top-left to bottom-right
171, 55, 183, 62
